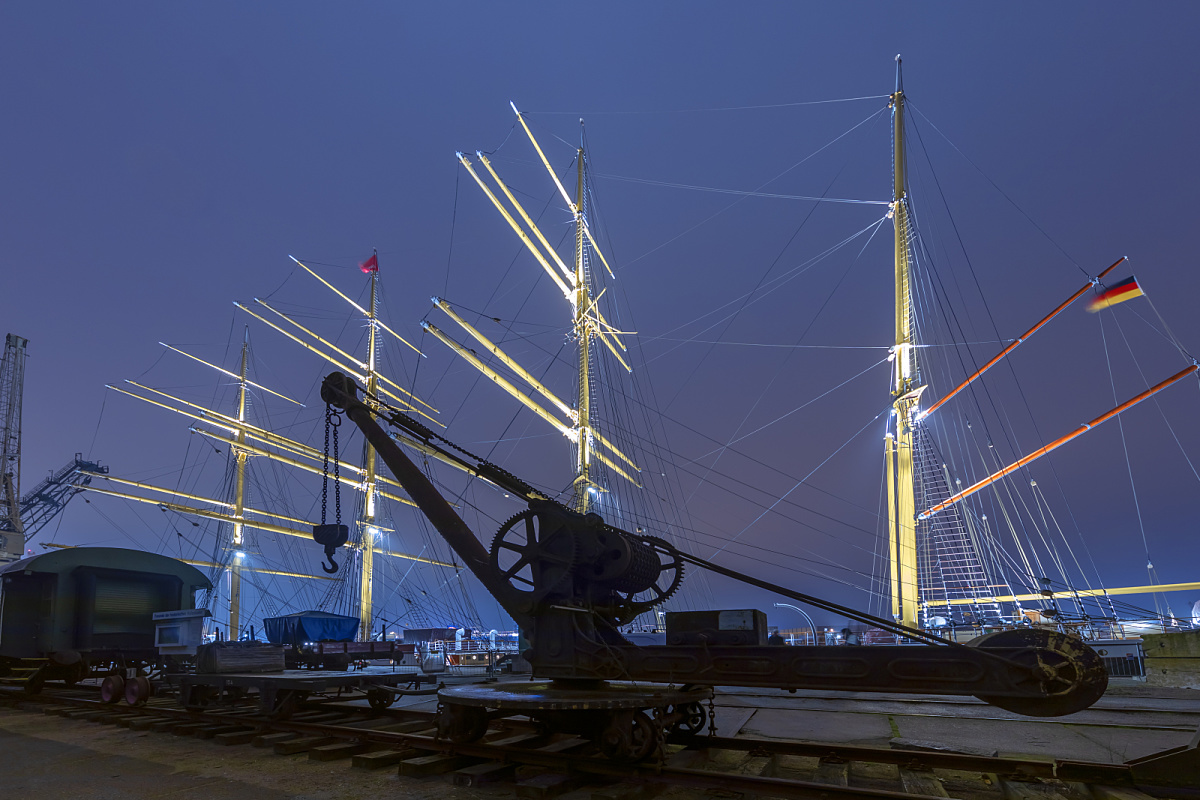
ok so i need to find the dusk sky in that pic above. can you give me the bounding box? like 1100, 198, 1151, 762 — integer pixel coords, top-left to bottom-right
3, 4, 1199, 632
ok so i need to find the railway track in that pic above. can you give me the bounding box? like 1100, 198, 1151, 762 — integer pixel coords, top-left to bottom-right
714, 689, 1200, 733
3, 684, 1197, 799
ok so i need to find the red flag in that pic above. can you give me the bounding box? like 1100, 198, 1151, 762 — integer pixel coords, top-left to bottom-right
359, 253, 378, 274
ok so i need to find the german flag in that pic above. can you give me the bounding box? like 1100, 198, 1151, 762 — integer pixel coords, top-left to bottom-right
1087, 275, 1144, 313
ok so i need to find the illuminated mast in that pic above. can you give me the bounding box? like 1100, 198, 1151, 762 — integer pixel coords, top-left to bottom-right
228, 327, 250, 639
886, 56, 922, 629
433, 106, 641, 518
572, 146, 596, 513
359, 253, 381, 639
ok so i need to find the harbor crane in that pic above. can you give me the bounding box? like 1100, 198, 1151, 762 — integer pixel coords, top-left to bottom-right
0, 334, 106, 562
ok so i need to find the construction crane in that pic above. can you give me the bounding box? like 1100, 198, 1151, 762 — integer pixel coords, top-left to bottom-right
0, 334, 28, 560
0, 335, 105, 562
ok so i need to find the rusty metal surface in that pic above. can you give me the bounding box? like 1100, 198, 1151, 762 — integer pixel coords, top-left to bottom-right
439, 680, 710, 711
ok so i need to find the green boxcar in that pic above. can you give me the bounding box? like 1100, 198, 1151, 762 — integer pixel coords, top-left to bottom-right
0, 547, 211, 667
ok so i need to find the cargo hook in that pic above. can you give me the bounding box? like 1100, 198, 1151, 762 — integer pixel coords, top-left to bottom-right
322, 547, 339, 574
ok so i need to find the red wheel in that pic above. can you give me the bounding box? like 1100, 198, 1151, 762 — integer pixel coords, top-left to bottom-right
100, 675, 125, 704
125, 676, 152, 706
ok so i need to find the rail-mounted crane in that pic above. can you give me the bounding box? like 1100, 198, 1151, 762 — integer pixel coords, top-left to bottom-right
319, 371, 1107, 761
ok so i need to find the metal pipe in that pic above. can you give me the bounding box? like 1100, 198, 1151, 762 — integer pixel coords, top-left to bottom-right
773, 602, 817, 645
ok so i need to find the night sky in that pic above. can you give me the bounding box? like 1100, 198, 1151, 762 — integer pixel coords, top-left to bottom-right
4, 4, 1200, 633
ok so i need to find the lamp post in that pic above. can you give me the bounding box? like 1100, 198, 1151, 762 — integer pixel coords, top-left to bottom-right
773, 602, 817, 645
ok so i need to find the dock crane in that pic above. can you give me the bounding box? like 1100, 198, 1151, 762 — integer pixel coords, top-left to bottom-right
0, 334, 106, 562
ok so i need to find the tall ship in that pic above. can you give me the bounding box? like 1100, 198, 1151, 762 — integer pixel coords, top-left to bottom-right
63, 60, 1200, 644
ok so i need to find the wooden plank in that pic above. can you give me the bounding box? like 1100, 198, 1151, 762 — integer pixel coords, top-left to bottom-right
215, 730, 259, 746
1000, 779, 1071, 800
172, 723, 215, 736
351, 748, 421, 770
253, 731, 297, 747
515, 772, 587, 799
273, 735, 336, 755
1092, 786, 1160, 800
397, 753, 476, 777
149, 719, 187, 732
308, 741, 368, 761
195, 725, 249, 740
452, 761, 517, 787
814, 757, 849, 787
899, 767, 948, 798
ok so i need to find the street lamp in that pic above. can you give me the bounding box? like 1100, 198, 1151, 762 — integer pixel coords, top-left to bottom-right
773, 602, 817, 645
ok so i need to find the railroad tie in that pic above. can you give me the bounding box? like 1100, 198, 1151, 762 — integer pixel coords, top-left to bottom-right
350, 748, 422, 770
215, 730, 259, 746
274, 735, 337, 755
898, 767, 948, 798
1091, 786, 1159, 800
253, 732, 299, 748
999, 777, 1072, 800
195, 725, 251, 740
814, 757, 849, 787
308, 741, 368, 761
513, 771, 587, 800
451, 761, 517, 787
397, 753, 478, 777
149, 719, 188, 733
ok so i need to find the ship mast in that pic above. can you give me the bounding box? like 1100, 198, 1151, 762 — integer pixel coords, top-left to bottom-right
434, 107, 641, 519
887, 56, 922, 629
229, 327, 250, 639
572, 147, 595, 513
360, 254, 380, 639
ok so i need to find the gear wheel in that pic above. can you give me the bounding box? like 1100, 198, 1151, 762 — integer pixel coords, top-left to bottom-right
490, 507, 578, 603
609, 535, 684, 624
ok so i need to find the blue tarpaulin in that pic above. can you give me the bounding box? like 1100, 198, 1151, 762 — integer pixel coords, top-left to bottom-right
263, 610, 360, 645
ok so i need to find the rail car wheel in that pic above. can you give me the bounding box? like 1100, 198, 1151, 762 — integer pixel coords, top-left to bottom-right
366, 687, 394, 711
438, 704, 488, 743
100, 675, 125, 704
971, 628, 1108, 717
671, 701, 707, 736
598, 710, 657, 762
125, 676, 152, 706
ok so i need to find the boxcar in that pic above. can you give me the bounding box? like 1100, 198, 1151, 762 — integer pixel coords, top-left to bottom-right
0, 547, 211, 686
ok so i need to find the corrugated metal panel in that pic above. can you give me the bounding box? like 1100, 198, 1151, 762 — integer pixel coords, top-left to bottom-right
93, 578, 160, 635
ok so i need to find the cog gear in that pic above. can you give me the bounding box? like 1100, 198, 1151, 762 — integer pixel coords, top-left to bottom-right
608, 535, 684, 624
490, 507, 578, 602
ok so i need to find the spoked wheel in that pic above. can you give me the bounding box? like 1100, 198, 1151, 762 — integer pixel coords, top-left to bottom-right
100, 675, 126, 704
598, 710, 658, 762
971, 628, 1108, 717
125, 676, 152, 706
671, 701, 707, 736
490, 507, 578, 605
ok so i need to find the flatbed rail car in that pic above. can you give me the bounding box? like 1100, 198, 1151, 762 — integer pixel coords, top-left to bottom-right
0, 547, 211, 691
174, 666, 434, 717
287, 640, 415, 670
